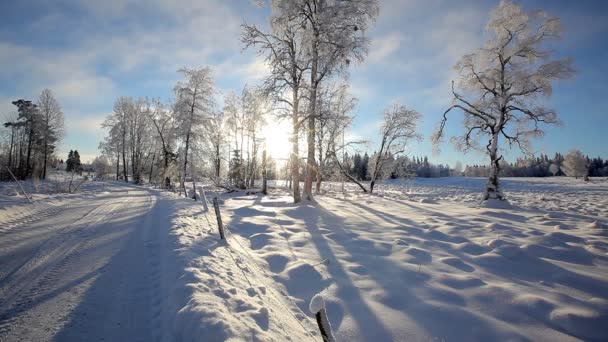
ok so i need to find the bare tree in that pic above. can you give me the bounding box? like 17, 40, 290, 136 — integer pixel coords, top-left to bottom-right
37, 89, 65, 180
242, 13, 309, 202
174, 67, 215, 195
204, 109, 226, 181
369, 104, 421, 193
273, 0, 379, 201
148, 99, 178, 187
315, 83, 355, 193
563, 149, 587, 179
104, 97, 131, 182
432, 0, 574, 200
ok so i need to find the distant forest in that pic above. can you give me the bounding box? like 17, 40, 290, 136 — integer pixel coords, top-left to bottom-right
341, 152, 608, 180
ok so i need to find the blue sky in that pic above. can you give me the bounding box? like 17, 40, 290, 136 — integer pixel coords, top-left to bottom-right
1, 0, 607, 165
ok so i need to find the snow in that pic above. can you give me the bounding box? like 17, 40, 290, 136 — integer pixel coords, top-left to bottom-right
221, 177, 608, 341
309, 293, 326, 313
1, 176, 607, 341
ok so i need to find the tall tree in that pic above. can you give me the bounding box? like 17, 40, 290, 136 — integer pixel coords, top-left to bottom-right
37, 89, 65, 179
274, 0, 379, 201
12, 99, 41, 179
242, 12, 309, 202
432, 0, 574, 200
174, 67, 215, 195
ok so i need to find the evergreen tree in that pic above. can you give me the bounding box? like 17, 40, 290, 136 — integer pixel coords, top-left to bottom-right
73, 150, 82, 174
66, 150, 75, 172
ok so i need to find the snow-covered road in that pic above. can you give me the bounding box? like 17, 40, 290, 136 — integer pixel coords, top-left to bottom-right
0, 183, 169, 341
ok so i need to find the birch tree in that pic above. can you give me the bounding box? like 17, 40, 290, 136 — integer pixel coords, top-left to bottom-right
315, 83, 355, 193
242, 12, 309, 202
174, 67, 215, 194
432, 0, 574, 200
37, 89, 64, 180
368, 104, 420, 193
274, 0, 379, 201
148, 99, 177, 187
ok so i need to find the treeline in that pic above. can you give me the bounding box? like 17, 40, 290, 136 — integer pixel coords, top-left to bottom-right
98, 67, 276, 193
343, 153, 453, 180
0, 89, 65, 181
463, 151, 608, 178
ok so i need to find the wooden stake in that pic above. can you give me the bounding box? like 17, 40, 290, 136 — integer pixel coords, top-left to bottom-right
315, 308, 335, 342
213, 197, 225, 240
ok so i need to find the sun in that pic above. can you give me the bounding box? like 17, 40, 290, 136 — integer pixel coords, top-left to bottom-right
261, 119, 292, 163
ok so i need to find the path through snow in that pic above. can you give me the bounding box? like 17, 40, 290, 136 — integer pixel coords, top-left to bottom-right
0, 183, 169, 341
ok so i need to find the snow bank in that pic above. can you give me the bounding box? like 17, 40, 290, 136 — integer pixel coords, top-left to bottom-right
159, 189, 317, 341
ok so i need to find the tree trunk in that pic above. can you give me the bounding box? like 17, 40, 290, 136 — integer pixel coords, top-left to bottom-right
215, 140, 221, 178
116, 152, 120, 180
24, 124, 34, 180
303, 25, 321, 202
484, 132, 503, 200
149, 152, 155, 183
315, 171, 322, 194
183, 131, 190, 195
291, 88, 301, 203
8, 128, 14, 171
333, 151, 368, 193
122, 133, 128, 182
262, 149, 267, 195
42, 141, 48, 180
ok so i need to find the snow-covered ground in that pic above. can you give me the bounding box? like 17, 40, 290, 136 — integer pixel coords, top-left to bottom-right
221, 177, 608, 341
1, 176, 607, 341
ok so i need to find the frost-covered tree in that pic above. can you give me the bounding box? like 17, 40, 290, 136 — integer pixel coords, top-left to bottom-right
315, 83, 355, 193
563, 149, 587, 179
432, 0, 574, 200
242, 11, 309, 202
103, 97, 131, 182
148, 99, 178, 186
548, 163, 559, 176
174, 67, 215, 194
37, 89, 64, 180
335, 104, 420, 193
368, 104, 420, 193
273, 0, 379, 201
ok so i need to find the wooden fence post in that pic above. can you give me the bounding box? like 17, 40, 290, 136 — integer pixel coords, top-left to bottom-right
199, 186, 209, 212
310, 294, 336, 342
213, 197, 225, 240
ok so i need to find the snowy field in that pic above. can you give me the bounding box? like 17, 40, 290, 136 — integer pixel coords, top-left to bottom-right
0, 177, 607, 341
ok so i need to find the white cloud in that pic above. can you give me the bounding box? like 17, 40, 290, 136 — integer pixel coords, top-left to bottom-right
368, 32, 403, 63
65, 115, 106, 134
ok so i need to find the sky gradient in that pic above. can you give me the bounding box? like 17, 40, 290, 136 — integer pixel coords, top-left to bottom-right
1, 0, 607, 165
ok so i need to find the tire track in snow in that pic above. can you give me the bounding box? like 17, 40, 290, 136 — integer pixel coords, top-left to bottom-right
0, 194, 131, 339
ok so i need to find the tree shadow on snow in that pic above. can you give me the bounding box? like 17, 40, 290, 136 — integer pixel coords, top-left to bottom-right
282, 203, 530, 341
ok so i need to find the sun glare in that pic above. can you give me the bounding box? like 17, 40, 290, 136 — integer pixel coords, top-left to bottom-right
261, 119, 292, 164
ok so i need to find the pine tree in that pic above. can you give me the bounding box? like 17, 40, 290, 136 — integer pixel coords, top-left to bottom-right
73, 150, 82, 174
66, 150, 75, 173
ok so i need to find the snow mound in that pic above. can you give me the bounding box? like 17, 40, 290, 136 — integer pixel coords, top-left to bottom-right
481, 198, 513, 209
550, 307, 608, 340
586, 220, 605, 230
309, 293, 326, 313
